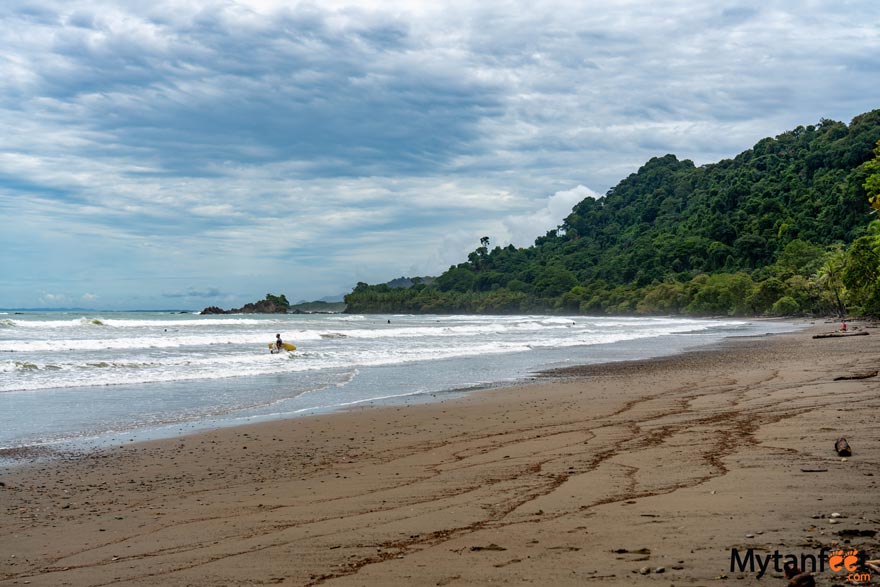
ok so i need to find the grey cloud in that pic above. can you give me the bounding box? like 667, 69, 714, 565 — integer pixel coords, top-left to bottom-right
717, 6, 760, 26
8, 3, 503, 180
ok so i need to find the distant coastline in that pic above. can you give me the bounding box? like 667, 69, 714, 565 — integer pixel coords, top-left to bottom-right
0, 308, 193, 313
0, 307, 98, 312
200, 295, 346, 315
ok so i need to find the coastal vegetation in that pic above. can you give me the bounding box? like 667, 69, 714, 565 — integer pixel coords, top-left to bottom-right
345, 110, 880, 317
287, 300, 347, 313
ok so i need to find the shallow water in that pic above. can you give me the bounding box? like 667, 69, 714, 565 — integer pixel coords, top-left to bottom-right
0, 312, 802, 451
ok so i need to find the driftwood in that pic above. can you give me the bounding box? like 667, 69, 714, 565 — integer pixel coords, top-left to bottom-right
813, 331, 870, 339
835, 437, 852, 457
836, 529, 876, 537
799, 468, 828, 473
469, 544, 506, 552
833, 371, 878, 381
866, 560, 880, 574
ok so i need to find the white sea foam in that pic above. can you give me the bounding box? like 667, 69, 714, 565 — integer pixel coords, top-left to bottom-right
0, 314, 747, 392
0, 312, 801, 450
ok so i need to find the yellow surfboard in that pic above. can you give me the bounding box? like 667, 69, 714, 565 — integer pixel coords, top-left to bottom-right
268, 342, 297, 352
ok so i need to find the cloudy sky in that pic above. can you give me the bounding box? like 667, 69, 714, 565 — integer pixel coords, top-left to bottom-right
1, 0, 878, 310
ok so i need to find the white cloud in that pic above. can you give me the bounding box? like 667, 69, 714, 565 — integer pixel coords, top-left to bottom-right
502, 185, 600, 247
40, 292, 69, 305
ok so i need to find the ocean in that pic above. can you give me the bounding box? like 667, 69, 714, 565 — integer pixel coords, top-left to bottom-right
0, 312, 801, 454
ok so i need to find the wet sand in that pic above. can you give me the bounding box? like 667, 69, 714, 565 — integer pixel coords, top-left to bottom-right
2, 321, 879, 586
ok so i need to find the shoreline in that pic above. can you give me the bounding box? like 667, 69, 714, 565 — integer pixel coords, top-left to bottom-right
2, 320, 878, 586
0, 320, 785, 458
0, 316, 803, 458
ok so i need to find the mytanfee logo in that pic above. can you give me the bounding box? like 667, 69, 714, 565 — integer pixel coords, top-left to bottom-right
729, 547, 873, 582
829, 549, 873, 584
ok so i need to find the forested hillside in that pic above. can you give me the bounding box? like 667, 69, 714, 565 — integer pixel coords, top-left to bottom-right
346, 110, 880, 316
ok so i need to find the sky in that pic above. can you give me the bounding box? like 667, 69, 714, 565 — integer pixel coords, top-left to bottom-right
1, 1, 878, 310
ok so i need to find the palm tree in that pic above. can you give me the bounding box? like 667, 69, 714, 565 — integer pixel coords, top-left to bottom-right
814, 246, 847, 317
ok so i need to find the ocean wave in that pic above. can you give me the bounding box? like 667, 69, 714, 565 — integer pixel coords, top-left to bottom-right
0, 338, 529, 393
319, 332, 348, 339
8, 316, 281, 329
4, 317, 110, 329
0, 315, 779, 395
0, 333, 297, 352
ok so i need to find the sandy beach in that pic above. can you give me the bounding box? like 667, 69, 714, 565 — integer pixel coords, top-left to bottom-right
2, 321, 878, 586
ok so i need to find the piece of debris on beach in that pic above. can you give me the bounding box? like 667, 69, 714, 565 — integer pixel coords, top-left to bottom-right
812, 331, 869, 339
833, 371, 878, 381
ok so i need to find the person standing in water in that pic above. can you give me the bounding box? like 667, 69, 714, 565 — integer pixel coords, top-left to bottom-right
275, 333, 283, 350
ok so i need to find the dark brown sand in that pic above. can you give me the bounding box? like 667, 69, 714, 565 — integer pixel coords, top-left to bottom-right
2, 320, 879, 586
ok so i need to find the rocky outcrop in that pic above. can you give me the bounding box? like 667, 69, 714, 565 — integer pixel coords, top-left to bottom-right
200, 298, 289, 315
235, 299, 288, 314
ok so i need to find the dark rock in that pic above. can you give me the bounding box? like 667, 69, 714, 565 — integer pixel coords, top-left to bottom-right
235, 300, 287, 314
201, 298, 289, 315
835, 437, 852, 456
836, 529, 876, 537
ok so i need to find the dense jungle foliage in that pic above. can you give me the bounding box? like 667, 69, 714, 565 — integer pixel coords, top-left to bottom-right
346, 110, 880, 317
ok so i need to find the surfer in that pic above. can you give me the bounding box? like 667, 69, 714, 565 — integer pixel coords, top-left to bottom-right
275, 333, 283, 350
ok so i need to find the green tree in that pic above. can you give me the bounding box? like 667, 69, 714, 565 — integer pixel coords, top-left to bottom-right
774, 239, 825, 277
842, 233, 880, 314
265, 293, 290, 310
684, 273, 755, 316
533, 266, 578, 297
864, 141, 880, 210
748, 277, 786, 314
771, 296, 800, 315
814, 247, 847, 317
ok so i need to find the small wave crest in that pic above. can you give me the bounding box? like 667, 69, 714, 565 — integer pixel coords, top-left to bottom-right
336, 368, 359, 387
80, 317, 106, 326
